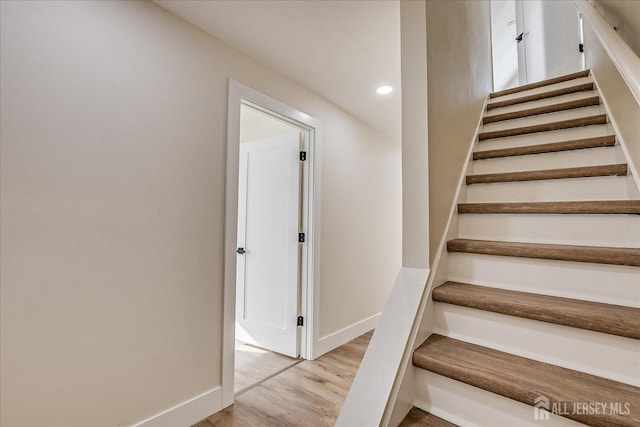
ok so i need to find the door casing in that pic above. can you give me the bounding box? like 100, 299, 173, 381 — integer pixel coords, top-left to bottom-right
222, 80, 322, 407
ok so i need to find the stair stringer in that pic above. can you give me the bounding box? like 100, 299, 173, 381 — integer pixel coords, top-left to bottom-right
591, 70, 640, 192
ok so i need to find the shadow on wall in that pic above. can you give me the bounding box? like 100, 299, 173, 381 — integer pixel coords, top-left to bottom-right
590, 0, 640, 57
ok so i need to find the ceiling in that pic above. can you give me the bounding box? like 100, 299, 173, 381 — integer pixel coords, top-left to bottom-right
153, 0, 402, 141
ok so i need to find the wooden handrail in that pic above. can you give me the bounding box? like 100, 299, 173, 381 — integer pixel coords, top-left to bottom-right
574, 0, 640, 105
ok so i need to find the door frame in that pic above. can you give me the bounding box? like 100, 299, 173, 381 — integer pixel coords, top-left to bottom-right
222, 80, 322, 407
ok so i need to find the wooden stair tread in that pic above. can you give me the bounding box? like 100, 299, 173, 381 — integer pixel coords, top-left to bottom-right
458, 200, 640, 214
473, 135, 615, 160
487, 82, 594, 110
478, 114, 607, 141
399, 407, 457, 427
490, 69, 590, 98
483, 96, 600, 124
466, 164, 627, 185
433, 282, 640, 339
447, 239, 640, 267
413, 335, 640, 427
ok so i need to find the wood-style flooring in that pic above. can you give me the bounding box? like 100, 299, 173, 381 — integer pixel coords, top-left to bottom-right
194, 331, 373, 427
398, 407, 457, 427
413, 334, 640, 427
234, 340, 299, 395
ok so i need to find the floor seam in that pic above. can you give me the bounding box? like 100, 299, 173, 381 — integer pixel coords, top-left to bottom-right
234, 358, 305, 398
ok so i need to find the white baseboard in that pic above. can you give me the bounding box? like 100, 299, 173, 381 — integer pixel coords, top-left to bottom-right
132, 386, 222, 427
314, 312, 381, 358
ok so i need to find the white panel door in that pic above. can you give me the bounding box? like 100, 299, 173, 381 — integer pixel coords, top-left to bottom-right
491, 0, 520, 91
236, 132, 301, 358
517, 0, 583, 83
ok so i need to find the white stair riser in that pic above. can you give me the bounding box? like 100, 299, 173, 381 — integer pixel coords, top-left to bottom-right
457, 214, 640, 248
433, 302, 640, 386
471, 147, 620, 174
465, 176, 639, 203
477, 124, 612, 151
417, 77, 640, 426
485, 90, 599, 117
480, 105, 604, 134
489, 76, 593, 104
414, 369, 584, 427
448, 252, 640, 308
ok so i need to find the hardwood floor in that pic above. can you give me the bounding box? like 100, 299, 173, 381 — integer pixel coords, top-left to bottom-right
234, 340, 299, 395
194, 331, 373, 427
399, 407, 457, 427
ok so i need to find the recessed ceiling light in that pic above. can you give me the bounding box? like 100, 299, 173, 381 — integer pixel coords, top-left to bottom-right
376, 85, 393, 95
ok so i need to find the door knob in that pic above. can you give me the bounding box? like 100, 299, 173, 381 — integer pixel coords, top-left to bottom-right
237, 247, 245, 255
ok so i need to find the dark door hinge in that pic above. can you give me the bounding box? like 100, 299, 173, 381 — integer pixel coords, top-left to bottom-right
298, 232, 305, 243
300, 151, 307, 161
579, 43, 584, 53
297, 316, 304, 327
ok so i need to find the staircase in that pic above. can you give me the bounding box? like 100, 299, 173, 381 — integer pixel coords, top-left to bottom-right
408, 70, 640, 426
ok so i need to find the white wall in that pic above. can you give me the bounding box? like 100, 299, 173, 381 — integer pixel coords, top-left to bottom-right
426, 0, 493, 264
582, 11, 640, 190
590, 0, 640, 57
401, 0, 429, 269
0, 1, 402, 426
316, 112, 401, 336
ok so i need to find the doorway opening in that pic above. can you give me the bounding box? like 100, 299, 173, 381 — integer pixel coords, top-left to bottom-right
222, 80, 322, 407
234, 104, 304, 394
490, 0, 585, 92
